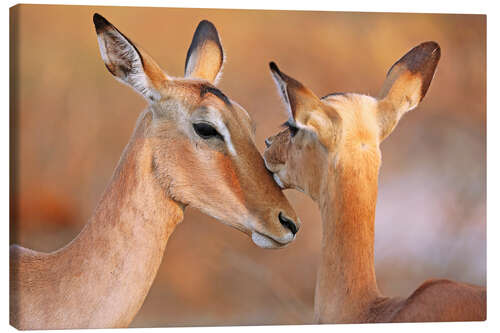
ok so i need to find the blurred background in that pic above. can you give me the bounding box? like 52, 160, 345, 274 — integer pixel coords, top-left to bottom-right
10, 5, 485, 327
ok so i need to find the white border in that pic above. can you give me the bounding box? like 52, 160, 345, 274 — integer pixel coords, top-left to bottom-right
2, 1, 496, 333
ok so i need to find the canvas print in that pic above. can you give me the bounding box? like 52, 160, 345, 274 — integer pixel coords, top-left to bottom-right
9, 4, 486, 329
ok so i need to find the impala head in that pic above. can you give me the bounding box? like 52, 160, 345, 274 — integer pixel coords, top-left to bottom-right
93, 14, 299, 248
263, 42, 440, 202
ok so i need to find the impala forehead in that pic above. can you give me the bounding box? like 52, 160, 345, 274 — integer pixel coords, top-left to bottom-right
199, 84, 231, 106
194, 99, 255, 138
177, 79, 256, 135
153, 79, 256, 143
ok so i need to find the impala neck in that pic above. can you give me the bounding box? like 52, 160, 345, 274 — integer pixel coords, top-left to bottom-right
56, 110, 184, 327
314, 154, 381, 323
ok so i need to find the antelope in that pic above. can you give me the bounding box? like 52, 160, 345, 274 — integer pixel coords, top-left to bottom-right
263, 42, 486, 323
10, 14, 300, 330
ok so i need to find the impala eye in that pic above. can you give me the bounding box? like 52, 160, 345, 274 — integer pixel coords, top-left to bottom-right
283, 120, 299, 137
193, 123, 224, 140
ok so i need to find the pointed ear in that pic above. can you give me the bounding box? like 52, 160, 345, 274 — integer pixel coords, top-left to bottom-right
184, 20, 224, 84
269, 62, 338, 149
377, 41, 441, 140
93, 13, 168, 102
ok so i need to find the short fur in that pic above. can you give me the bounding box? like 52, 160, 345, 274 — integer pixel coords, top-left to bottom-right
263, 42, 485, 324
184, 20, 225, 84
10, 15, 299, 329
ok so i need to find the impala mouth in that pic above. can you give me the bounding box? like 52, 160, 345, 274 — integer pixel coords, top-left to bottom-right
251, 231, 290, 249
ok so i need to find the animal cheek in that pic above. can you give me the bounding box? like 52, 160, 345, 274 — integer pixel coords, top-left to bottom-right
263, 148, 284, 169
290, 156, 310, 184
264, 158, 283, 175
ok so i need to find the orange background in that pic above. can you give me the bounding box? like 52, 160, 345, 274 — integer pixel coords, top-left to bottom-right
10, 5, 486, 327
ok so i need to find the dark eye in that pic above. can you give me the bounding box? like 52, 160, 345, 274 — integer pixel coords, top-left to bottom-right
283, 120, 299, 137
193, 123, 223, 140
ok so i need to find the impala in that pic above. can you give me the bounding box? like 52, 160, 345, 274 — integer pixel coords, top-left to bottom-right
263, 42, 486, 323
10, 14, 300, 329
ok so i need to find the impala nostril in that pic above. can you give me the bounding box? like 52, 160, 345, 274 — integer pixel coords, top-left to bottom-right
265, 138, 272, 148
278, 212, 298, 235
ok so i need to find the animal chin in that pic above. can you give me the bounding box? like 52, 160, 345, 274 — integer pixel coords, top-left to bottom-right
251, 231, 284, 249
272, 173, 285, 189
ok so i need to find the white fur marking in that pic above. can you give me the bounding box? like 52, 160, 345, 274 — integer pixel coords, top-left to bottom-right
204, 107, 236, 155
273, 173, 285, 189
252, 232, 278, 249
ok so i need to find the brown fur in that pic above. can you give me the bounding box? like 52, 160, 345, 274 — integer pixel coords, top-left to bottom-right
264, 43, 485, 324
10, 16, 299, 329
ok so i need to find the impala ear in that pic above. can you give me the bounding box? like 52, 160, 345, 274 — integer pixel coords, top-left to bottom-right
184, 20, 224, 84
269, 62, 338, 149
93, 13, 168, 102
377, 41, 441, 141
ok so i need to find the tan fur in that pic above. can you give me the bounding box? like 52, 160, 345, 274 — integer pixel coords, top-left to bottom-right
139, 45, 169, 90
264, 44, 485, 324
11, 112, 183, 329
186, 40, 223, 82
10, 16, 299, 329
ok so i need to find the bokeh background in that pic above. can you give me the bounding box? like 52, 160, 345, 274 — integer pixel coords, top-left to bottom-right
10, 4, 486, 327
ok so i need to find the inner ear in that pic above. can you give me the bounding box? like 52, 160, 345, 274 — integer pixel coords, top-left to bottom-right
269, 62, 338, 150
184, 20, 224, 84
93, 13, 168, 101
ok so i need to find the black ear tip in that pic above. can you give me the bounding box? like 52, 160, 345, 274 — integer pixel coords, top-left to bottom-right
429, 41, 441, 58
269, 61, 279, 72
417, 41, 441, 60
191, 19, 221, 49
195, 19, 219, 39
198, 19, 216, 30
421, 41, 440, 50
93, 13, 110, 31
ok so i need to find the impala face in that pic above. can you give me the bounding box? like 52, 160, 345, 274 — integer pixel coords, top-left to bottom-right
94, 14, 300, 248
264, 92, 382, 202
263, 43, 441, 203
